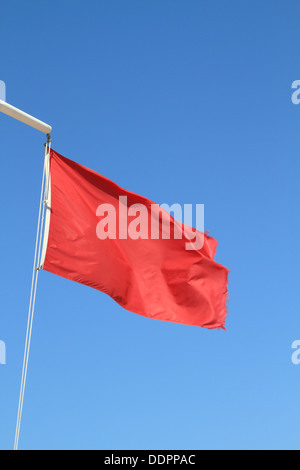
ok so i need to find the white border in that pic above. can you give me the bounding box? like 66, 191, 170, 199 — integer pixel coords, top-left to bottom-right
40, 147, 51, 268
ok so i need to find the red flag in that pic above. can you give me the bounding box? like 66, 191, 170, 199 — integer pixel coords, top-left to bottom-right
43, 149, 229, 329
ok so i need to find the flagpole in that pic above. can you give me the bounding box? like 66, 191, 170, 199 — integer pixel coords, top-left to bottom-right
13, 139, 51, 450
0, 99, 52, 134
0, 97, 52, 450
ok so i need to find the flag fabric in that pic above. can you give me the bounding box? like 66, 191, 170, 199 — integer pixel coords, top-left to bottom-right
43, 149, 229, 329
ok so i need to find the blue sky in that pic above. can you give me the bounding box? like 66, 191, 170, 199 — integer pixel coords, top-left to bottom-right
0, 0, 300, 450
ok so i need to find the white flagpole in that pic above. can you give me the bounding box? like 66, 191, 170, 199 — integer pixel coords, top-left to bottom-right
0, 99, 52, 134
14, 140, 51, 450
0, 97, 52, 449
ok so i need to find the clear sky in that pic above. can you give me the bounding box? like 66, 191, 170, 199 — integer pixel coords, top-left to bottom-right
0, 0, 299, 450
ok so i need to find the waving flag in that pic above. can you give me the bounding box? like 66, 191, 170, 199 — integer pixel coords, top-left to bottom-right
42, 149, 229, 329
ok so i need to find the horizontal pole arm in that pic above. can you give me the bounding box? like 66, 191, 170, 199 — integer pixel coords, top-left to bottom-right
0, 99, 52, 135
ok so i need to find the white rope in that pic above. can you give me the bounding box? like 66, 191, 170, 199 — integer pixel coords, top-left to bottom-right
14, 140, 51, 450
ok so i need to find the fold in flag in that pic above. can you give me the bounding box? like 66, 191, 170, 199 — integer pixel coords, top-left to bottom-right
42, 149, 229, 329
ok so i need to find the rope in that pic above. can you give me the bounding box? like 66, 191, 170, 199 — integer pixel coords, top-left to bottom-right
14, 140, 51, 450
